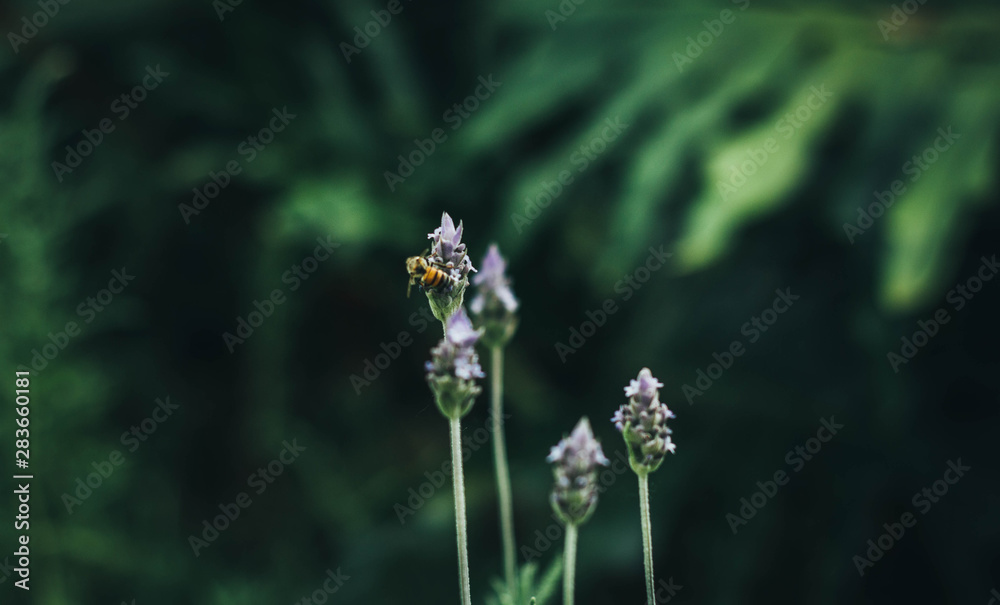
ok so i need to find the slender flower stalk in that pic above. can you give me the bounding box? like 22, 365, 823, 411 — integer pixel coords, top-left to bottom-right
470, 244, 519, 598
490, 347, 516, 596
611, 368, 676, 605
450, 416, 471, 605
563, 523, 578, 605
426, 310, 485, 605
548, 418, 609, 605
638, 473, 654, 604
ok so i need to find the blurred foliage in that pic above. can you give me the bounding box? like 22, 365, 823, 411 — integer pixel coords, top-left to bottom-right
487, 557, 561, 605
0, 0, 999, 604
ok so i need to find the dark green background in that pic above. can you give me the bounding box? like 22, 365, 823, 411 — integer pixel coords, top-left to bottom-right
1, 0, 999, 603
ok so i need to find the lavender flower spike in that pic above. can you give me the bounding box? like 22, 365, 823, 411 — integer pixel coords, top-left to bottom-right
548, 417, 610, 525
423, 212, 476, 326
470, 244, 519, 348
612, 368, 676, 474
425, 309, 485, 419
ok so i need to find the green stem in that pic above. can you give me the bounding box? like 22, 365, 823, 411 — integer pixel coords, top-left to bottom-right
638, 472, 655, 605
491, 346, 517, 598
450, 417, 472, 605
563, 523, 578, 605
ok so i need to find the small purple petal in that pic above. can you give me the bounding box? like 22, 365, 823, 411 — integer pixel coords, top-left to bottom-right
426, 308, 484, 384
447, 309, 480, 347
470, 243, 518, 314
427, 212, 475, 280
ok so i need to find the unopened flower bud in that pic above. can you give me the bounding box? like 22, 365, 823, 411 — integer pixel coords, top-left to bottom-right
547, 417, 609, 525
425, 309, 485, 419
422, 212, 476, 326
470, 244, 518, 348
611, 368, 676, 474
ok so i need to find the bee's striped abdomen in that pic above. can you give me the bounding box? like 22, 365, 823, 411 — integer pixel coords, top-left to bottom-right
425, 267, 446, 288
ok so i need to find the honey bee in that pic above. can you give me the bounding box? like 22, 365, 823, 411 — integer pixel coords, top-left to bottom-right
406, 252, 458, 298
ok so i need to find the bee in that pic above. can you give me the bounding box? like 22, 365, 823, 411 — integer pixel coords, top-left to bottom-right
406, 252, 458, 298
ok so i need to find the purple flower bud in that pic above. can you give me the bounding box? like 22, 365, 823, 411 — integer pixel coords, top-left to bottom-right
425, 309, 485, 419
428, 212, 476, 282
420, 212, 476, 326
470, 244, 519, 347
612, 368, 675, 473
548, 418, 609, 525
